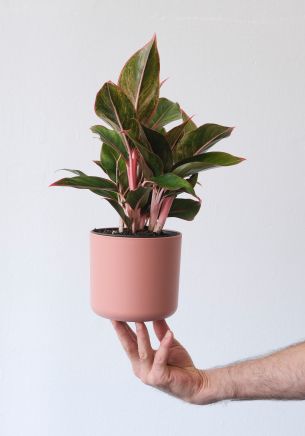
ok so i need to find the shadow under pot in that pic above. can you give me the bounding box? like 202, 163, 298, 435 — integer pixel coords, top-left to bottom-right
90, 228, 182, 322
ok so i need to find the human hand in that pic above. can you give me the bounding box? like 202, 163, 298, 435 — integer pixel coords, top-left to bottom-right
112, 318, 305, 404
111, 319, 216, 404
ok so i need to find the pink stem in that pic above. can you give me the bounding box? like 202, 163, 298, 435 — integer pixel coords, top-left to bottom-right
148, 188, 162, 231
139, 212, 148, 230
127, 148, 138, 191
154, 196, 174, 233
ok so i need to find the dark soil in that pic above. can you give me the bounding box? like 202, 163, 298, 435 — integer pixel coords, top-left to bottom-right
92, 227, 179, 238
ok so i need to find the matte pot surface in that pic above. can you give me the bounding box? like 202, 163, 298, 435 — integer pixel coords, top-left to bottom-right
90, 229, 182, 322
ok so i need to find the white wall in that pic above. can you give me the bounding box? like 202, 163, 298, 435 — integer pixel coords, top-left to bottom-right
1, 1, 305, 435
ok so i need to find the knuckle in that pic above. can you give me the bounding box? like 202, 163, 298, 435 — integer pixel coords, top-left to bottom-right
154, 355, 165, 365
147, 372, 164, 388
139, 351, 148, 361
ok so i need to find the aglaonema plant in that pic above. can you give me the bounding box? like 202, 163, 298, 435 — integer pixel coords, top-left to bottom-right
51, 35, 245, 233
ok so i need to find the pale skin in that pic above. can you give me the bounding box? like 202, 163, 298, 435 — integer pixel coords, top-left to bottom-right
112, 320, 305, 404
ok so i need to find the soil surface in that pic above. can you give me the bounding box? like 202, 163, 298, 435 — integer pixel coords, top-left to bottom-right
92, 227, 179, 238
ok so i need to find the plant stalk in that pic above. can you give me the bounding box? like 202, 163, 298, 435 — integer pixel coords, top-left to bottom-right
127, 148, 138, 191
154, 196, 174, 233
148, 187, 163, 231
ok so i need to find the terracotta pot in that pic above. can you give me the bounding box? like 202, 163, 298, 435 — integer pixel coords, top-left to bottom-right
90, 229, 182, 322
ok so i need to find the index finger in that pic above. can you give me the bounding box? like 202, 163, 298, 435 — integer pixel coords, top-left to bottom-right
112, 321, 138, 362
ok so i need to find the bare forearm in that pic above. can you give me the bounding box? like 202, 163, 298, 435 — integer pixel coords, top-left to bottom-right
199, 341, 305, 404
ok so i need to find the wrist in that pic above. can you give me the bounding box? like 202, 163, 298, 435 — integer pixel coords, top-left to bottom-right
196, 366, 236, 405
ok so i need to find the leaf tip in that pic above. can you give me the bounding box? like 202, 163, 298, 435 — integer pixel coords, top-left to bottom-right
160, 77, 169, 88
183, 113, 195, 122
152, 33, 157, 43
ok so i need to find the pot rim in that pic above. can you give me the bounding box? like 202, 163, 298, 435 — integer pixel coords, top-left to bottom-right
90, 227, 181, 240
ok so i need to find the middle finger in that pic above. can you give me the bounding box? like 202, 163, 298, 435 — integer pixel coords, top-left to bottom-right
135, 322, 154, 370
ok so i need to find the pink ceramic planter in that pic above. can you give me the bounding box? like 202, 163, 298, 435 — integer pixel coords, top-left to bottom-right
90, 229, 182, 322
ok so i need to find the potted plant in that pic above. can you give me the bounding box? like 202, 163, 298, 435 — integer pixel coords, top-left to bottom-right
51, 35, 244, 322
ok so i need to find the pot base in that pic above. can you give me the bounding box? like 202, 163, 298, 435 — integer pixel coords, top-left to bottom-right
91, 306, 178, 322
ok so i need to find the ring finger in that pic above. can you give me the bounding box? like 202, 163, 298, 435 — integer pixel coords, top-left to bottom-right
135, 322, 154, 373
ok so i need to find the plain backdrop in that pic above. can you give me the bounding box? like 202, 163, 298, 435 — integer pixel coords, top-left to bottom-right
1, 1, 305, 435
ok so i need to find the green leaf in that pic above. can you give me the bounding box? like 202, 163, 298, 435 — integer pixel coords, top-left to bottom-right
166, 117, 195, 149
132, 139, 163, 176
93, 160, 106, 173
96, 149, 128, 191
163, 173, 198, 197
141, 125, 173, 172
59, 169, 86, 176
181, 110, 197, 133
188, 173, 198, 188
116, 157, 129, 191
90, 189, 118, 201
173, 151, 245, 177
51, 173, 119, 201
126, 187, 151, 209
166, 124, 185, 149
174, 123, 234, 161
164, 174, 198, 197
126, 121, 164, 176
151, 173, 196, 196
51, 173, 129, 225
148, 98, 181, 131
137, 155, 153, 180
118, 35, 160, 122
169, 198, 201, 221
94, 81, 135, 132
100, 143, 118, 182
91, 125, 128, 159
106, 199, 130, 227
51, 175, 117, 192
